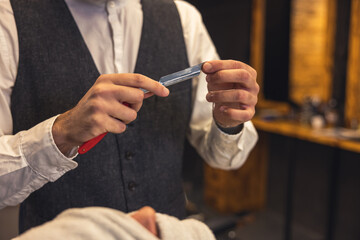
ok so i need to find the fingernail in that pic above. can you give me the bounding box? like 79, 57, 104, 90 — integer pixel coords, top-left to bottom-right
203, 62, 213, 72
163, 87, 170, 95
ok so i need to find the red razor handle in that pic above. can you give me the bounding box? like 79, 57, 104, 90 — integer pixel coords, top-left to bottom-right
78, 102, 130, 154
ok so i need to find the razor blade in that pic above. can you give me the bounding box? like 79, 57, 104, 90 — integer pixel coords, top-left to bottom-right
143, 62, 203, 93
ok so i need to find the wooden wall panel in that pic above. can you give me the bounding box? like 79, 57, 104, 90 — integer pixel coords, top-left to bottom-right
345, 0, 360, 127
250, 0, 266, 102
289, 0, 336, 105
204, 133, 268, 213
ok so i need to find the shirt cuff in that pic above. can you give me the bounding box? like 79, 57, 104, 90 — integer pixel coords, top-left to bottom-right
211, 120, 243, 143
207, 120, 243, 166
19, 116, 78, 182
206, 120, 258, 169
215, 121, 244, 135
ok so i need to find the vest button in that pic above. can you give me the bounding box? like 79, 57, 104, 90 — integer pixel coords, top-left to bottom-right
125, 151, 134, 160
128, 182, 136, 191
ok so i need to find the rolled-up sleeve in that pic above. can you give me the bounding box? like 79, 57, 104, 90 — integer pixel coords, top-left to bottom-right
0, 117, 78, 209
176, 0, 258, 170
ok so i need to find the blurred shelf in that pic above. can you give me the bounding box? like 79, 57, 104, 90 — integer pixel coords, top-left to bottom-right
252, 117, 360, 154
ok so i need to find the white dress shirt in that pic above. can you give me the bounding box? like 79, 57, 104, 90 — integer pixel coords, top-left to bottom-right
0, 0, 258, 209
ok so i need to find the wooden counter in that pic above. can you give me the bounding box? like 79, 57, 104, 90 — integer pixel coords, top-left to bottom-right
251, 116, 360, 239
252, 117, 360, 154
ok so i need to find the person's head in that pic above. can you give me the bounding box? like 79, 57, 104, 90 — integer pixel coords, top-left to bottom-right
130, 206, 158, 236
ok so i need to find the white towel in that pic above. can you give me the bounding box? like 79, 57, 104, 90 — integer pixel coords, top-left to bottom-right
14, 207, 216, 240
156, 213, 216, 240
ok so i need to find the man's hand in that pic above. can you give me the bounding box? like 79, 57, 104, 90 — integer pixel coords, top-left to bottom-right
203, 60, 259, 128
52, 74, 169, 155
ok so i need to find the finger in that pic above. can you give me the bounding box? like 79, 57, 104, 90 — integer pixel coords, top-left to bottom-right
90, 85, 143, 113
121, 101, 142, 113
103, 73, 169, 97
88, 112, 127, 137
128, 102, 142, 113
206, 69, 254, 88
202, 60, 256, 76
106, 101, 138, 124
144, 92, 155, 99
207, 82, 236, 92
88, 102, 136, 136
110, 85, 145, 104
220, 107, 255, 123
206, 89, 257, 106
104, 116, 127, 134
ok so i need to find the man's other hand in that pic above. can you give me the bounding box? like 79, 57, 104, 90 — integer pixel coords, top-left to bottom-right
203, 60, 259, 128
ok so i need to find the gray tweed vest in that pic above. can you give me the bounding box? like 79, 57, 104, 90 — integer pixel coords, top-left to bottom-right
10, 0, 191, 232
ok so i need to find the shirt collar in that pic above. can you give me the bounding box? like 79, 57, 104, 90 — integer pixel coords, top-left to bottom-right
75, 0, 123, 7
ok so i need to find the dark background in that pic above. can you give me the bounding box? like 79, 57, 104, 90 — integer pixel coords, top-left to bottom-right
183, 1, 358, 240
